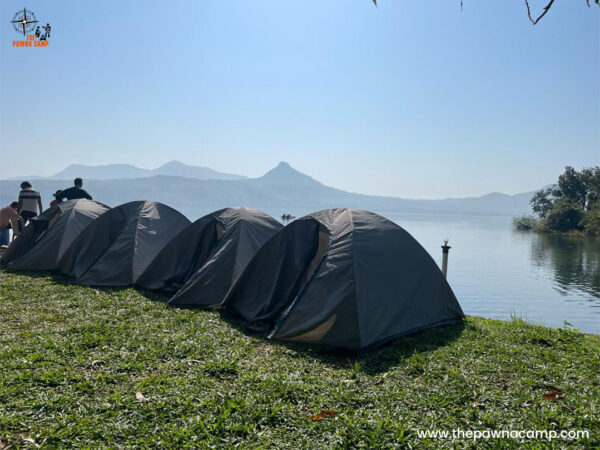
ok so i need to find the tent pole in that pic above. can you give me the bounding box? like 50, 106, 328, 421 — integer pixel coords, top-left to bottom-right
441, 239, 451, 278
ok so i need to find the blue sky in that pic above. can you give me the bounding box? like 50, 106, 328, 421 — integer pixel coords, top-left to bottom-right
1, 0, 598, 198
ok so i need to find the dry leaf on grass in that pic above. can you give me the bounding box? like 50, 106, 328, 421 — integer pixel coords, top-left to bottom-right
543, 390, 564, 402
136, 392, 149, 403
472, 402, 485, 409
309, 409, 337, 421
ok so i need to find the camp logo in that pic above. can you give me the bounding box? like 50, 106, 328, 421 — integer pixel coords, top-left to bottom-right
11, 8, 51, 48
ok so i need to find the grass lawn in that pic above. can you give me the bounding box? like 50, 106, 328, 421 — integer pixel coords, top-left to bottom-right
0, 270, 598, 448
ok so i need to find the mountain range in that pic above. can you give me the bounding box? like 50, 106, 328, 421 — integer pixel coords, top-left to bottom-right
8, 161, 245, 181
0, 161, 534, 220
53, 160, 246, 181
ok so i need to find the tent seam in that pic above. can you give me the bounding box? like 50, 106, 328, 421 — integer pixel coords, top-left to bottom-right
268, 218, 332, 339
132, 202, 144, 280
347, 209, 363, 349
58, 202, 77, 258
71, 208, 117, 281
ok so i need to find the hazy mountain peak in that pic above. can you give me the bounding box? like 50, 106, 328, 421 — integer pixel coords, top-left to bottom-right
157, 160, 186, 169
152, 161, 245, 180
258, 162, 322, 187
271, 161, 300, 175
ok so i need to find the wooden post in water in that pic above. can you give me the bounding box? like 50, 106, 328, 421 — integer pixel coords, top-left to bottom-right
441, 239, 451, 278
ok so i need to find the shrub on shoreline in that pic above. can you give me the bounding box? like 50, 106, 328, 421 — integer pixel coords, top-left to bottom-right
512, 215, 538, 230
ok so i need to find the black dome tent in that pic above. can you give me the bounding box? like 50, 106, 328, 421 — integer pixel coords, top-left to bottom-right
2, 199, 110, 271
137, 207, 283, 306
223, 208, 464, 350
57, 201, 190, 286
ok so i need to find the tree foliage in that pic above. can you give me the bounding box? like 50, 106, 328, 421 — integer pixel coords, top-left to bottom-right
543, 198, 584, 232
521, 166, 600, 236
580, 207, 600, 236
580, 167, 600, 208
530, 188, 557, 218
558, 166, 600, 211
558, 166, 588, 209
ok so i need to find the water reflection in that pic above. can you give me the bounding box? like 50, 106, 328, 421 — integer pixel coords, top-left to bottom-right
530, 233, 600, 300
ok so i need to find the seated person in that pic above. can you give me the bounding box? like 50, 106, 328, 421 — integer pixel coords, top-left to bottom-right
0, 202, 21, 245
50, 190, 62, 207
18, 181, 42, 224
56, 178, 93, 201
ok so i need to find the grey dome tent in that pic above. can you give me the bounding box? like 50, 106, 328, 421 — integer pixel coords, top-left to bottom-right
137, 207, 283, 306
223, 208, 464, 350
57, 201, 190, 286
2, 199, 110, 271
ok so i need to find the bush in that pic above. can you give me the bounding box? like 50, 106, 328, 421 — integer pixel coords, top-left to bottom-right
512, 216, 538, 230
580, 208, 600, 236
543, 198, 584, 232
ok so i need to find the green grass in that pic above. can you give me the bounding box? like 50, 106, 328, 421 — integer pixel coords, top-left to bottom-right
0, 271, 599, 448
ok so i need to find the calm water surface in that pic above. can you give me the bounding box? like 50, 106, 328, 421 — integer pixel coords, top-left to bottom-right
385, 214, 600, 334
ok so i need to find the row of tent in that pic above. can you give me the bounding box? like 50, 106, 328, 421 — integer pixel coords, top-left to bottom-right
2, 199, 464, 350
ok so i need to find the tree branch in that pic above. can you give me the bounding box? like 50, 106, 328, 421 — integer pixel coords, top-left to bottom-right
370, 0, 599, 25
524, 0, 556, 25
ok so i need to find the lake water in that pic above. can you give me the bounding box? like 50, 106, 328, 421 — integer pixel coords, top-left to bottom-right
381, 214, 599, 334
